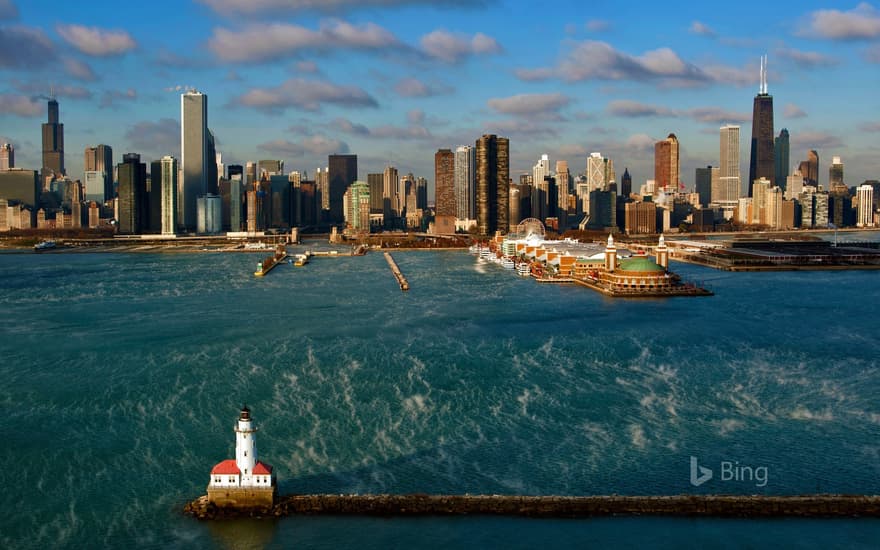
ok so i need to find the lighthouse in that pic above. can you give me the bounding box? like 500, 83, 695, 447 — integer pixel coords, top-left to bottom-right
207, 406, 276, 509
656, 234, 669, 270
604, 233, 617, 273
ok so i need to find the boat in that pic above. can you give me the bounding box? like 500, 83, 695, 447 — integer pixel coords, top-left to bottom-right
34, 240, 56, 251
501, 257, 515, 269
293, 253, 309, 267
517, 262, 531, 277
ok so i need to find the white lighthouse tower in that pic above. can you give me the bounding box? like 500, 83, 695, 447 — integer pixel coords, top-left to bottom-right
207, 405, 276, 509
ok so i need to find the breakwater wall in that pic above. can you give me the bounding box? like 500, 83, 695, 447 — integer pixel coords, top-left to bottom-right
184, 494, 880, 520
384, 253, 409, 291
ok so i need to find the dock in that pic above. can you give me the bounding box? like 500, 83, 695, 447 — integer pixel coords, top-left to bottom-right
184, 493, 880, 520
254, 245, 288, 277
384, 252, 409, 291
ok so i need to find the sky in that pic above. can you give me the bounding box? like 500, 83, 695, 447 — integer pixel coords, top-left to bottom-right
1, 0, 879, 197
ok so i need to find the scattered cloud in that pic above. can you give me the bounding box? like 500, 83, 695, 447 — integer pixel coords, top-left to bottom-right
514, 67, 556, 81
295, 60, 320, 73
776, 47, 838, 68
124, 118, 180, 157
12, 80, 93, 100
866, 44, 880, 63
689, 21, 716, 37
164, 84, 196, 93
0, 0, 18, 20
231, 78, 379, 113
487, 93, 571, 116
100, 89, 137, 108
858, 121, 880, 132
556, 143, 589, 157
783, 103, 807, 119
481, 119, 559, 138
197, 0, 485, 16
586, 19, 610, 32
56, 24, 137, 57
801, 3, 880, 40
225, 70, 242, 81
0, 94, 42, 117
258, 135, 350, 157
329, 114, 433, 140
393, 77, 453, 97
407, 109, 424, 125
63, 57, 97, 81
607, 100, 748, 123
790, 130, 844, 150
419, 30, 501, 63
0, 25, 55, 68
154, 49, 208, 69
208, 20, 398, 63
608, 100, 675, 118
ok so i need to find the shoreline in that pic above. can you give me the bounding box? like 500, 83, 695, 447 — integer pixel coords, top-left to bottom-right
183, 493, 880, 520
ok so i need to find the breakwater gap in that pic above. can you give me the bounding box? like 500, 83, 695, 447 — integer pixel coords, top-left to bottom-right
184, 494, 880, 520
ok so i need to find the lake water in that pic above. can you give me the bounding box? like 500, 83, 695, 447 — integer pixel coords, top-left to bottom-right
1, 246, 878, 548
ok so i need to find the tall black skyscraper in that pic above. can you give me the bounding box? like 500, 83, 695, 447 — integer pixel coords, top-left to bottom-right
328, 154, 357, 224
748, 55, 775, 196
621, 168, 632, 199
475, 134, 509, 236
117, 153, 147, 235
41, 98, 65, 182
774, 129, 790, 192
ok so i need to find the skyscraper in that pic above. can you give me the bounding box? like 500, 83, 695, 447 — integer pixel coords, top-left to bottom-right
328, 154, 357, 224
695, 166, 713, 207
586, 153, 607, 191
857, 184, 875, 227
181, 90, 209, 231
345, 181, 370, 231
367, 173, 384, 213
748, 55, 775, 195
117, 153, 147, 235
621, 168, 632, 198
41, 98, 65, 181
654, 134, 679, 192
475, 134, 509, 236
454, 145, 475, 221
434, 148, 455, 233
555, 160, 570, 230
84, 144, 113, 202
159, 156, 178, 235
829, 156, 845, 191
382, 165, 398, 223
0, 143, 13, 170
718, 124, 741, 203
774, 129, 789, 191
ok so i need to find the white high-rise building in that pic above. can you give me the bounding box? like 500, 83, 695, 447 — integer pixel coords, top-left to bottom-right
83, 170, 104, 204
857, 184, 875, 227
160, 156, 178, 235
454, 145, 475, 221
383, 165, 399, 219
181, 90, 208, 231
785, 170, 804, 201
586, 152, 606, 191
718, 124, 741, 204
532, 154, 550, 188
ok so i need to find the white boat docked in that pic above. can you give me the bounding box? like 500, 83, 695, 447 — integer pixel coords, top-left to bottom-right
501, 257, 515, 269
517, 262, 531, 277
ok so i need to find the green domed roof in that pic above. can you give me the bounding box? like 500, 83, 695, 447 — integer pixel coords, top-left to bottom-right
619, 256, 665, 272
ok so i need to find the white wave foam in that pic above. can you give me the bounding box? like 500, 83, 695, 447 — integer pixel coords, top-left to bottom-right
790, 406, 834, 421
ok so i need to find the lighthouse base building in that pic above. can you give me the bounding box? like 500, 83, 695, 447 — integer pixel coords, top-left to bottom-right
207, 406, 276, 509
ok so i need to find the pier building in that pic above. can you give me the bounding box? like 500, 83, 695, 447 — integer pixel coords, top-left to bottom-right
207, 406, 276, 509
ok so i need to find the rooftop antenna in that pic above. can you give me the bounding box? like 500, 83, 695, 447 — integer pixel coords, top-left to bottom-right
49, 83, 56, 101
759, 55, 768, 95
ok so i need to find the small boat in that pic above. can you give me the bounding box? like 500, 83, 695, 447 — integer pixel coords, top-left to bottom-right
501, 257, 515, 269
34, 240, 56, 251
293, 254, 309, 267
517, 262, 531, 277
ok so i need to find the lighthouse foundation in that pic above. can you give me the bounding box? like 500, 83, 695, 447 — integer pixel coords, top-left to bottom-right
207, 487, 276, 510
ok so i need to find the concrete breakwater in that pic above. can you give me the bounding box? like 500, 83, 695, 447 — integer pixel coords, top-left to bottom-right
384, 253, 409, 291
184, 494, 880, 520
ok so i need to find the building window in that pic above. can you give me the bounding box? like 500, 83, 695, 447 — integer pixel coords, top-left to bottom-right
244, 451, 247, 457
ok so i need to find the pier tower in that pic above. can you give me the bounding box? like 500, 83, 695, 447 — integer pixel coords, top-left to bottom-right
604, 233, 617, 273
656, 234, 669, 270
207, 406, 276, 509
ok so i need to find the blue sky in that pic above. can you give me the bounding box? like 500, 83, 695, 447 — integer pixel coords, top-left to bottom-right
1, 0, 879, 195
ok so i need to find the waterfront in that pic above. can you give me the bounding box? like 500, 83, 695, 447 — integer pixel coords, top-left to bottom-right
1, 250, 879, 548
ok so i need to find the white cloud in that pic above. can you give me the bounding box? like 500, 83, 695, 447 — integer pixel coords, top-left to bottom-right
197, 0, 484, 16
12, 80, 93, 100
232, 78, 379, 112
393, 77, 453, 97
100, 89, 137, 108
0, 26, 55, 68
124, 119, 180, 157
0, 0, 18, 20
608, 100, 675, 118
783, 103, 807, 119
56, 24, 136, 57
487, 93, 570, 116
607, 100, 748, 123
802, 3, 880, 40
208, 20, 398, 63
776, 47, 838, 68
420, 30, 501, 63
689, 21, 716, 37
295, 60, 320, 73
258, 135, 350, 157
859, 121, 880, 132
63, 57, 97, 81
790, 130, 844, 150
0, 94, 42, 117
586, 19, 610, 32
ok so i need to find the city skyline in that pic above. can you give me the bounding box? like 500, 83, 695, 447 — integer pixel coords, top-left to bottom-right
0, 1, 879, 192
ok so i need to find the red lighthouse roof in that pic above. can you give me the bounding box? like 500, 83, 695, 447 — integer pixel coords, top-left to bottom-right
210, 459, 241, 475
253, 461, 273, 475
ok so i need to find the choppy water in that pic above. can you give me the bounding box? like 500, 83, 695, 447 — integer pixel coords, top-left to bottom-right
0, 246, 878, 549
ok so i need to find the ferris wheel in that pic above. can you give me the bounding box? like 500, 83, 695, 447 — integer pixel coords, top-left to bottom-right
515, 218, 546, 240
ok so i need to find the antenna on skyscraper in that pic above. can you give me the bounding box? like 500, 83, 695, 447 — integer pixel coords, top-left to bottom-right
49, 83, 56, 101
759, 55, 768, 95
